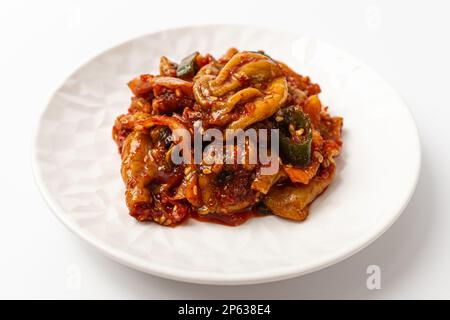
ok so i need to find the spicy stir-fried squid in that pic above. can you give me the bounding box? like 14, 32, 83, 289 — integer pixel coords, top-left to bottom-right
113, 48, 343, 226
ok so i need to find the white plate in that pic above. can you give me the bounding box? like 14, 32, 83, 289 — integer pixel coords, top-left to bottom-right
32, 25, 421, 285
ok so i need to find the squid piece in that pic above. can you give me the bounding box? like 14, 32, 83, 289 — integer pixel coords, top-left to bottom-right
113, 113, 187, 150
151, 76, 193, 97
128, 75, 194, 114
171, 166, 202, 207
121, 120, 193, 226
128, 75, 193, 97
112, 112, 152, 152
127, 74, 155, 97
197, 168, 259, 215
218, 47, 239, 63
193, 51, 288, 129
209, 53, 281, 96
134, 115, 190, 138
263, 165, 336, 221
228, 76, 288, 130
159, 56, 178, 77
113, 112, 152, 132
251, 166, 286, 194
121, 131, 157, 220
151, 77, 195, 114
210, 87, 263, 120
134, 114, 193, 169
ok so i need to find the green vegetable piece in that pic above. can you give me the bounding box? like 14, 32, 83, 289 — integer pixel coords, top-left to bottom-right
277, 107, 313, 167
176, 52, 199, 77
249, 50, 275, 61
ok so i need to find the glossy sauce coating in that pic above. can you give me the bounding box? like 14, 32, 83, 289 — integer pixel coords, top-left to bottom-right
112, 49, 343, 227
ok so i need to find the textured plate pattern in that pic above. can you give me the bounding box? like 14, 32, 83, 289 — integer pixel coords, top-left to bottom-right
33, 25, 420, 284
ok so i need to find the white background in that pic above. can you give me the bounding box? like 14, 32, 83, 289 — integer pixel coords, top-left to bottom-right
0, 0, 449, 299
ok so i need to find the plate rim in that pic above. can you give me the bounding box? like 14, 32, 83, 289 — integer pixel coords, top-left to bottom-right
31, 24, 422, 285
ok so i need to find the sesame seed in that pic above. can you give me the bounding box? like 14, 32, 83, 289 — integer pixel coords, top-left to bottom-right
275, 116, 284, 122
314, 151, 323, 163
